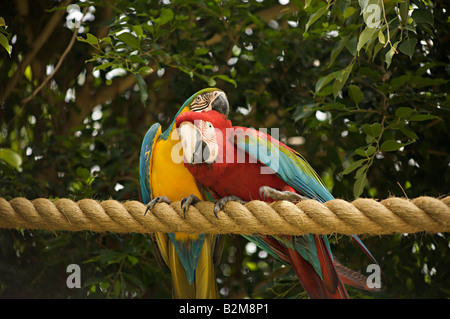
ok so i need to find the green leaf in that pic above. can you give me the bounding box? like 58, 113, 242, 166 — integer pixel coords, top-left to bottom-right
0, 148, 22, 171
412, 8, 434, 26
304, 0, 312, 9
212, 75, 237, 87
399, 0, 409, 25
400, 125, 418, 140
138, 66, 153, 75
363, 123, 382, 138
207, 78, 216, 87
76, 167, 90, 179
332, 60, 355, 98
117, 32, 140, 50
380, 140, 405, 152
403, 24, 417, 34
94, 62, 114, 71
399, 38, 417, 59
390, 74, 412, 90
358, 0, 369, 12
343, 7, 356, 20
0, 32, 10, 56
395, 107, 415, 118
315, 73, 335, 93
304, 4, 329, 33
357, 27, 377, 53
132, 25, 144, 38
353, 171, 367, 198
372, 42, 384, 61
366, 145, 376, 156
356, 145, 376, 157
348, 84, 364, 105
409, 114, 438, 121
385, 41, 399, 68
130, 55, 145, 64
194, 48, 209, 56
342, 158, 368, 175
154, 7, 174, 25
135, 74, 148, 106
329, 35, 349, 67
86, 33, 99, 46
378, 29, 385, 45
24, 65, 32, 82
178, 66, 194, 78
345, 36, 358, 57
355, 148, 367, 157
101, 36, 112, 45
293, 103, 315, 122
410, 76, 447, 88
127, 255, 139, 265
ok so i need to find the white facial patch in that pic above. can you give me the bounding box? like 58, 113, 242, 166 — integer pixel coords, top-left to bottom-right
199, 120, 219, 163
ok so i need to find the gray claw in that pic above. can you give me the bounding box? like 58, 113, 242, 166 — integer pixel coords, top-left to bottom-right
181, 194, 201, 218
259, 186, 308, 202
145, 196, 171, 215
213, 196, 247, 218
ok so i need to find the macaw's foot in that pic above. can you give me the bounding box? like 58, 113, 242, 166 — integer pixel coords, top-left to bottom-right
180, 194, 201, 218
144, 196, 171, 215
214, 196, 247, 218
259, 186, 309, 202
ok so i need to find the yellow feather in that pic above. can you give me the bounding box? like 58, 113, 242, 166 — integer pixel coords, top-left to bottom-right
149, 126, 221, 298
195, 234, 220, 298
169, 241, 196, 298
151, 131, 203, 242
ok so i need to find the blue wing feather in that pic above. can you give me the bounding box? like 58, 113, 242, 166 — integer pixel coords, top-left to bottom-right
233, 127, 333, 202
233, 127, 378, 268
139, 123, 162, 205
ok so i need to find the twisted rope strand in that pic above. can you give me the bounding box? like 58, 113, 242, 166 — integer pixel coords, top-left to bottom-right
0, 196, 449, 235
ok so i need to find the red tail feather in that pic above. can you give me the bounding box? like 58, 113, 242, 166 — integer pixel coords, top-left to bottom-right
259, 235, 289, 263
286, 236, 349, 299
334, 259, 379, 291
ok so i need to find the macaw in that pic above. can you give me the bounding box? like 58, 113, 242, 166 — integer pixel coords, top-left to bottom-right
175, 110, 379, 299
139, 88, 229, 299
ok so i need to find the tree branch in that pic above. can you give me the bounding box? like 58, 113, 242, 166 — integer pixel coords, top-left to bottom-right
1, 0, 72, 103
21, 6, 89, 106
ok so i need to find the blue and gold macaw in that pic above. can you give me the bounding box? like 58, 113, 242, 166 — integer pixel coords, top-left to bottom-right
175, 110, 379, 299
139, 88, 229, 298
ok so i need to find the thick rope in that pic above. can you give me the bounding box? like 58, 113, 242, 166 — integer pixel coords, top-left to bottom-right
0, 196, 449, 236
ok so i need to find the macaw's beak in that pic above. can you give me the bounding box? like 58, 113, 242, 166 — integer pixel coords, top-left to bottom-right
178, 122, 207, 164
211, 91, 229, 117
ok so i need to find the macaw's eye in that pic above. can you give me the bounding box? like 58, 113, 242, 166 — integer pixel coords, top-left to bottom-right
207, 122, 213, 129
195, 96, 201, 102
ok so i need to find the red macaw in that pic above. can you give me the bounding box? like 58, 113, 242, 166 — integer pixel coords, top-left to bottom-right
175, 110, 378, 299
139, 89, 229, 298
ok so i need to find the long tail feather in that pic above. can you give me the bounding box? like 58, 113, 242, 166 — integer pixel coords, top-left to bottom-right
252, 234, 349, 298
351, 235, 378, 265
245, 235, 289, 263
286, 247, 347, 299
168, 242, 196, 298
195, 234, 220, 299
333, 259, 380, 291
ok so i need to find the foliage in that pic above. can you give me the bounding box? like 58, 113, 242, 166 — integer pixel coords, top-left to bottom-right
0, 0, 448, 298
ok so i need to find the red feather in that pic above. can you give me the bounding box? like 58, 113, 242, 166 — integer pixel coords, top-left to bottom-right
175, 110, 373, 299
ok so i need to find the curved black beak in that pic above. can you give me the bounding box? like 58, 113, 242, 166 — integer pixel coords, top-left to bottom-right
193, 140, 211, 164
211, 92, 229, 118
